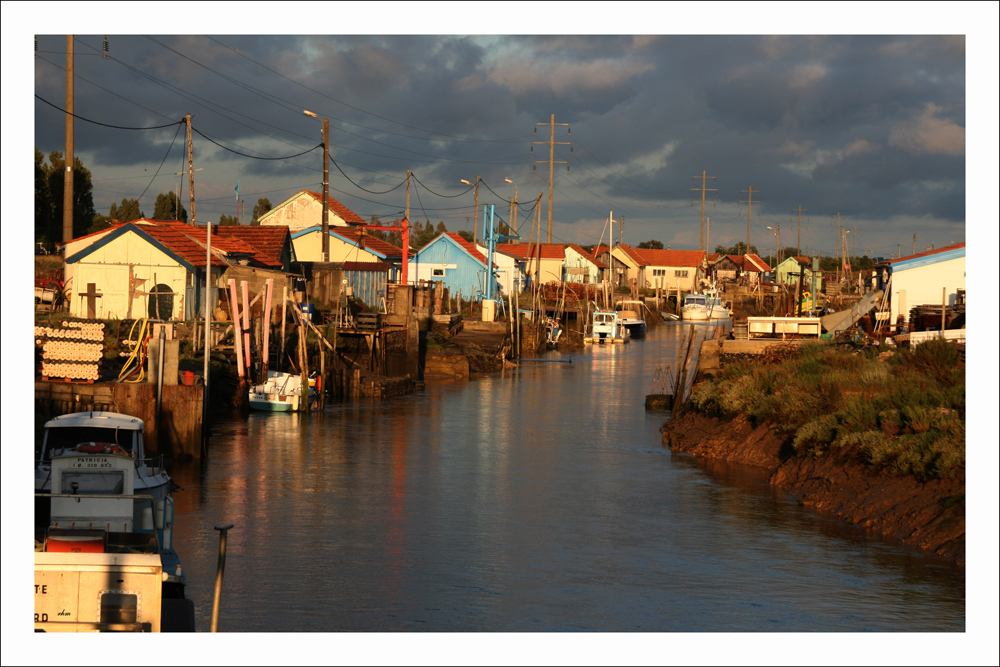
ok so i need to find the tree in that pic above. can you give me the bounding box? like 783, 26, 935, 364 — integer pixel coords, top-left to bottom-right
39, 150, 97, 242
251, 197, 272, 226
219, 214, 238, 226
109, 198, 144, 223
715, 242, 759, 256
457, 230, 473, 243
88, 214, 113, 235
35, 148, 55, 247
152, 192, 187, 222
638, 239, 664, 249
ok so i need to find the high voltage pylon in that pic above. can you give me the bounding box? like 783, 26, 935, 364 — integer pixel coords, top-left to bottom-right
531, 114, 571, 243
690, 171, 717, 252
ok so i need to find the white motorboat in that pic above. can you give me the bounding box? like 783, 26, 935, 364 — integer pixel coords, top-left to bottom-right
249, 370, 316, 412
681, 294, 711, 321
585, 309, 630, 344
35, 412, 172, 527
615, 300, 647, 338
35, 433, 194, 632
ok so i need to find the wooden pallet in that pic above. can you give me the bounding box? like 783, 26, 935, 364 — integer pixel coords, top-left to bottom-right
41, 376, 95, 384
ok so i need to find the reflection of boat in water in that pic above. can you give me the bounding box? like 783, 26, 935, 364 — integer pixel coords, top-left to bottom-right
615, 300, 647, 338
34, 414, 194, 632
249, 371, 317, 412
585, 308, 630, 344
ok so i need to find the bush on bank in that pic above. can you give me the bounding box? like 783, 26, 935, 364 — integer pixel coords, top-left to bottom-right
689, 339, 965, 481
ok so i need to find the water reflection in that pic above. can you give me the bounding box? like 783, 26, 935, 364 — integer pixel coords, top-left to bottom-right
170, 321, 963, 632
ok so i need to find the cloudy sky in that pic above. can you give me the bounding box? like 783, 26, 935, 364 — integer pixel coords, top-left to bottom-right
17, 5, 998, 259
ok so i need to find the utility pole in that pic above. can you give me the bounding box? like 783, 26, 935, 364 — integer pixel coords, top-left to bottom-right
706, 217, 711, 253
406, 169, 411, 244
912, 233, 916, 255
63, 35, 74, 251
853, 225, 857, 263
836, 213, 842, 283
186, 114, 196, 225
690, 171, 717, 252
739, 186, 759, 255
460, 175, 480, 245
322, 118, 330, 261
620, 216, 625, 246
794, 205, 806, 254
532, 114, 571, 242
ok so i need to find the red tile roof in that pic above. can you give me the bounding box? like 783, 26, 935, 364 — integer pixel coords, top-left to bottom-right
140, 224, 229, 267
627, 248, 707, 268
878, 242, 965, 265
213, 225, 291, 267
498, 242, 567, 260
302, 190, 366, 225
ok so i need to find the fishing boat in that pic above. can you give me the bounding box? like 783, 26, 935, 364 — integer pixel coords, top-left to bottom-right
701, 285, 731, 320
35, 412, 172, 526
615, 300, 647, 338
34, 418, 194, 632
681, 293, 711, 321
585, 308, 630, 344
248, 370, 316, 412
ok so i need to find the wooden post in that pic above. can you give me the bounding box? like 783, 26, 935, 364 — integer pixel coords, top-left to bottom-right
280, 285, 288, 372
941, 287, 946, 337
241, 281, 251, 377
228, 280, 244, 379
262, 279, 273, 375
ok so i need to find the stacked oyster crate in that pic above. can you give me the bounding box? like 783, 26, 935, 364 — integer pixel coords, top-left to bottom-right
35, 320, 106, 382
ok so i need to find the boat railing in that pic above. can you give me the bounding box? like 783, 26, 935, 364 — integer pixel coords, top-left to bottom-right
136, 453, 166, 476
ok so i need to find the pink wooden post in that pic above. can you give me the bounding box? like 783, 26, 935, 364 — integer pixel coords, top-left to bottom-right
241, 281, 251, 373
228, 279, 244, 378
261, 279, 274, 372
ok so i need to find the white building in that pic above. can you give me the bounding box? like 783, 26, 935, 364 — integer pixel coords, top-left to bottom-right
874, 242, 965, 326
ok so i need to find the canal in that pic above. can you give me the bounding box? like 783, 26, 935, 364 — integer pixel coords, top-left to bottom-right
170, 322, 965, 632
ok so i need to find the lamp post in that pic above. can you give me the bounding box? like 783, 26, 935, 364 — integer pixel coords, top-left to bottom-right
504, 177, 518, 239
304, 110, 329, 262
766, 225, 779, 269
460, 176, 480, 245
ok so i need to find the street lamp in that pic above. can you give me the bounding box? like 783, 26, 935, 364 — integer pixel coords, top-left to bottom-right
304, 110, 329, 262
461, 176, 480, 245
504, 177, 518, 238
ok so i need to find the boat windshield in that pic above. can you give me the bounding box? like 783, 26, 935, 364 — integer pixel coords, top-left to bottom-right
685, 297, 707, 306
42, 427, 134, 462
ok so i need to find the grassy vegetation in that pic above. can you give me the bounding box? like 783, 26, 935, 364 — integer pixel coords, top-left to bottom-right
689, 339, 965, 481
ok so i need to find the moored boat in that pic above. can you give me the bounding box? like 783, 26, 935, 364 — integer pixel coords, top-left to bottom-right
249, 370, 317, 412
35, 412, 171, 527
585, 308, 630, 344
615, 299, 648, 338
681, 294, 711, 321
34, 420, 194, 632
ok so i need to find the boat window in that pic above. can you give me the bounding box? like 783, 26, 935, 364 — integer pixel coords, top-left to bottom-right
42, 428, 134, 462
61, 471, 126, 495
100, 593, 138, 625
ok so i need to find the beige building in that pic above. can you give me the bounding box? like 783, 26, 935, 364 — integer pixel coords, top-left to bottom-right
258, 190, 366, 232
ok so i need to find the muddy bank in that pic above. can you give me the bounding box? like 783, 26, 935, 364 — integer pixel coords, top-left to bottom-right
661, 410, 965, 566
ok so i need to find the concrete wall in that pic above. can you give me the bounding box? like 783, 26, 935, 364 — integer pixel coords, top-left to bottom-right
35, 381, 204, 459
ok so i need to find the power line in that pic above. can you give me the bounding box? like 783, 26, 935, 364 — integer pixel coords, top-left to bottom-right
191, 127, 321, 160
34, 94, 182, 130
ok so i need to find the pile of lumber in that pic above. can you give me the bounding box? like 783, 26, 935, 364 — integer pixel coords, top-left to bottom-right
35, 320, 106, 381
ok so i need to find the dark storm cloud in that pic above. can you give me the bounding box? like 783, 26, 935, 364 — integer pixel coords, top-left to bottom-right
33, 32, 968, 251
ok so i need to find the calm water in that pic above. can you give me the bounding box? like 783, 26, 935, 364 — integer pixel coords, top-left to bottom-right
170, 322, 965, 632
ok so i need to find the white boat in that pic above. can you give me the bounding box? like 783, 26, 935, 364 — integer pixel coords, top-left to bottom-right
615, 300, 647, 338
249, 370, 316, 412
681, 294, 711, 321
585, 309, 630, 344
35, 420, 194, 632
36, 412, 172, 526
